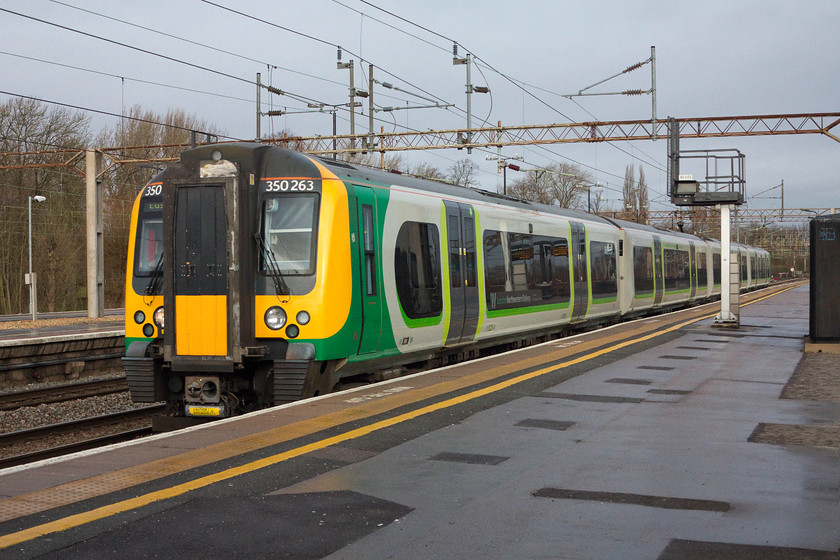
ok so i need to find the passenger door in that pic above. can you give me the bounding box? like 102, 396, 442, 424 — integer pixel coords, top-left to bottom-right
689, 242, 698, 298
570, 222, 588, 321
653, 235, 664, 305
444, 201, 479, 345
355, 186, 382, 354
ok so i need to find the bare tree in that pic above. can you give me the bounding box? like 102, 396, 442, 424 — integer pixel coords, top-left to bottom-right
637, 165, 649, 224
342, 150, 406, 172
448, 159, 478, 188
0, 98, 90, 314
589, 189, 607, 213
622, 164, 637, 219
96, 106, 223, 307
411, 161, 446, 181
507, 162, 592, 209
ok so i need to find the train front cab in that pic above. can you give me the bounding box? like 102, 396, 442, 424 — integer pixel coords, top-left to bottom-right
124, 144, 362, 422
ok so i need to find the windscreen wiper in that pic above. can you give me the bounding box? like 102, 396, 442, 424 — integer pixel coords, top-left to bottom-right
144, 253, 164, 296
254, 233, 290, 297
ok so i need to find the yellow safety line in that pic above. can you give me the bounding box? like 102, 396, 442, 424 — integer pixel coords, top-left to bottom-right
0, 283, 800, 549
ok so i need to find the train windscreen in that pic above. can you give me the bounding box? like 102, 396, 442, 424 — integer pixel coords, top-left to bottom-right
134, 199, 163, 276
261, 194, 319, 275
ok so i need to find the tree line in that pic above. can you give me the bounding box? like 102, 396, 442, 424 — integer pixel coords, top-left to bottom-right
0, 99, 217, 315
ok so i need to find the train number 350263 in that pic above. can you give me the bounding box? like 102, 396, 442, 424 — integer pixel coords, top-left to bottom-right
264, 179, 316, 192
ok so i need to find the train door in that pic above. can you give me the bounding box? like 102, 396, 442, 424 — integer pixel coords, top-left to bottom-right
355, 186, 382, 354
168, 180, 234, 359
570, 222, 588, 321
689, 242, 698, 298
444, 201, 479, 345
653, 235, 664, 305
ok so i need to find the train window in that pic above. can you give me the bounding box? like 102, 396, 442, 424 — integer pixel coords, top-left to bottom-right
532, 239, 553, 287
509, 233, 533, 291
697, 251, 708, 287
575, 237, 587, 284
590, 241, 617, 301
741, 255, 748, 281
552, 239, 571, 301
712, 253, 721, 285
394, 222, 442, 319
463, 217, 476, 288
135, 217, 163, 276
483, 231, 507, 290
483, 230, 570, 312
262, 194, 319, 275
664, 248, 690, 291
633, 246, 654, 297
362, 204, 376, 296
448, 215, 461, 289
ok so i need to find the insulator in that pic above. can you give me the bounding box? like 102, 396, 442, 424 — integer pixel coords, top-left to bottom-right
623, 61, 645, 73
622, 89, 645, 96
266, 86, 284, 95
337, 47, 342, 61
453, 43, 458, 56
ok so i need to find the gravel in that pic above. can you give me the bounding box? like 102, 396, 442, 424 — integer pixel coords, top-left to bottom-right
0, 392, 157, 461
0, 317, 120, 331
0, 392, 145, 433
0, 316, 151, 462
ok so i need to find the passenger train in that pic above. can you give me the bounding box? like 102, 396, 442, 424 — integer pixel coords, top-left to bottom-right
123, 143, 771, 422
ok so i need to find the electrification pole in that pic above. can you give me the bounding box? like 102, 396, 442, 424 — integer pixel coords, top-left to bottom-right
337, 48, 355, 151
369, 64, 375, 150
256, 72, 261, 141
651, 46, 657, 140
452, 44, 488, 154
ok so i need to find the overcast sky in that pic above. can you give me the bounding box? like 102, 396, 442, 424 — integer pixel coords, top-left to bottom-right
2, 0, 838, 213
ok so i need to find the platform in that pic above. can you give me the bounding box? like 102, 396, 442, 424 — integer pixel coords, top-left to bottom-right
0, 283, 836, 559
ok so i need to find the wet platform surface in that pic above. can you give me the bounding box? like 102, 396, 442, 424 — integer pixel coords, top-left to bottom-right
0, 284, 837, 559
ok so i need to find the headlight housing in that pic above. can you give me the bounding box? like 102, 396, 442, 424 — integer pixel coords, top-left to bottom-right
153, 306, 165, 329
296, 310, 311, 325
265, 306, 287, 330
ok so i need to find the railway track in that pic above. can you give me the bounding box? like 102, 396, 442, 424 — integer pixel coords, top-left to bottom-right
0, 404, 164, 469
0, 377, 129, 410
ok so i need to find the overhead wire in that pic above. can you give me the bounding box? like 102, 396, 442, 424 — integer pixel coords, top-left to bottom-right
0, 6, 330, 109
31, 0, 564, 179
0, 50, 254, 105
198, 0, 461, 115
39, 1, 457, 130
0, 90, 241, 140
353, 0, 664, 184
6, 2, 663, 205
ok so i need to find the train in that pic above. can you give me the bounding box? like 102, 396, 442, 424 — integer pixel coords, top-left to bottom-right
122, 142, 771, 425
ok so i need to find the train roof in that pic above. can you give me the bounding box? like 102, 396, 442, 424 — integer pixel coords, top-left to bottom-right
316, 155, 618, 227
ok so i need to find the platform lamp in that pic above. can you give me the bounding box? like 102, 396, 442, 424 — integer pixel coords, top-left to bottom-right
27, 195, 46, 321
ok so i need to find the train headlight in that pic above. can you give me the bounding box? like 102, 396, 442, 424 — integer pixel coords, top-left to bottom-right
265, 306, 287, 330
153, 306, 165, 329
133, 310, 145, 324
296, 310, 311, 325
